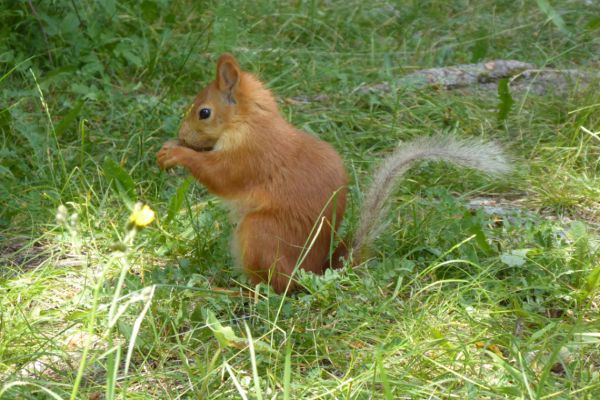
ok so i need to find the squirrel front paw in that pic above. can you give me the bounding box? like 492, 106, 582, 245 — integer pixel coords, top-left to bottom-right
157, 140, 185, 170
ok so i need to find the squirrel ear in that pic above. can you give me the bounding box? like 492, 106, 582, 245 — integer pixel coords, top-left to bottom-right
216, 53, 240, 103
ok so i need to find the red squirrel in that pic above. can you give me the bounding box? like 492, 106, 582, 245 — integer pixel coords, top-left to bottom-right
157, 54, 510, 293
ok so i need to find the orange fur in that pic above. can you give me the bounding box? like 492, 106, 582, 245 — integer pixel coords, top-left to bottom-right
158, 54, 348, 293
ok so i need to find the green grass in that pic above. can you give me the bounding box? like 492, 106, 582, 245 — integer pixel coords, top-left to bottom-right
1, 0, 599, 398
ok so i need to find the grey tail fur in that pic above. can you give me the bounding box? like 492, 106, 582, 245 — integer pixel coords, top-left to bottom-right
351, 135, 511, 259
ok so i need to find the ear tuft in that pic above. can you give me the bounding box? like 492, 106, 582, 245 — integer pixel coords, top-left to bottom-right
216, 53, 241, 100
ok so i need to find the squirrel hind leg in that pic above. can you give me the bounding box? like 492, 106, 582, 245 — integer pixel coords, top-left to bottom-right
237, 213, 299, 294
242, 247, 298, 294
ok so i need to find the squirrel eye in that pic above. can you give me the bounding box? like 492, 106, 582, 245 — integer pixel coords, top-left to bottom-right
198, 108, 211, 120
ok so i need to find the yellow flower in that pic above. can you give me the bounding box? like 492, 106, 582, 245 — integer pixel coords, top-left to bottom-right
129, 203, 155, 228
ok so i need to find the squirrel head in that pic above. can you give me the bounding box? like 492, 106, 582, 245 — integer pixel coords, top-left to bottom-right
178, 53, 278, 152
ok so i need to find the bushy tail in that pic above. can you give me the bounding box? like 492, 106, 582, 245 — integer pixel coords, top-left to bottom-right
351, 135, 511, 259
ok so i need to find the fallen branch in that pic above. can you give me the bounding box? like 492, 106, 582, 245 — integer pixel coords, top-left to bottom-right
355, 60, 599, 95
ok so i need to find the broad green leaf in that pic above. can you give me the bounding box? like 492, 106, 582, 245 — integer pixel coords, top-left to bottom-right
103, 157, 135, 204
61, 13, 80, 35
39, 65, 78, 84
141, 0, 160, 22
206, 310, 278, 355
206, 309, 245, 348
55, 100, 84, 137
500, 249, 530, 267
585, 265, 600, 293
0, 108, 11, 134
497, 78, 514, 123
469, 224, 493, 255
471, 29, 489, 62
166, 177, 193, 223
536, 0, 570, 36
587, 16, 600, 31
121, 50, 143, 68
